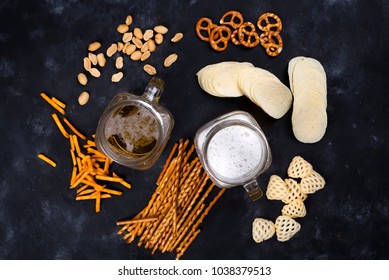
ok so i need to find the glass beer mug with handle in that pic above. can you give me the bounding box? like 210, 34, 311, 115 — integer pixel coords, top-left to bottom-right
95, 77, 174, 170
194, 111, 272, 200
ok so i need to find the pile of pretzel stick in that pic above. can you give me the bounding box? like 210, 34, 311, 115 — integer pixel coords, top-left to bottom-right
195, 10, 283, 57
117, 139, 225, 259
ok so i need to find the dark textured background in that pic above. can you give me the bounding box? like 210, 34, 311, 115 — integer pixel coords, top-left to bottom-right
1, 0, 388, 260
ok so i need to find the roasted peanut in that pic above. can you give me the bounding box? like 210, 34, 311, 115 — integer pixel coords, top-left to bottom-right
78, 91, 90, 106
133, 27, 143, 39
122, 32, 133, 43
132, 37, 143, 49
115, 56, 124, 69
143, 64, 157, 75
88, 52, 98, 65
117, 24, 129, 34
154, 25, 168, 34
147, 40, 156, 52
117, 42, 124, 52
83, 57, 92, 71
96, 53, 106, 67
155, 33, 163, 45
140, 43, 149, 53
125, 44, 136, 55
89, 68, 101, 77
111, 72, 124, 82
125, 15, 133, 26
141, 51, 151, 61
77, 73, 88, 85
130, 50, 142, 60
106, 43, 118, 57
171, 32, 184, 43
164, 53, 178, 67
143, 29, 154, 41
88, 41, 101, 51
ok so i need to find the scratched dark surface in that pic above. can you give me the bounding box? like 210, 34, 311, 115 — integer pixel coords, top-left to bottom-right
1, 0, 388, 260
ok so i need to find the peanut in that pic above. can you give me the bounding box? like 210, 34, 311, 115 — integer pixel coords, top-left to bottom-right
147, 40, 156, 52
143, 64, 157, 75
140, 43, 149, 53
122, 42, 130, 53
154, 25, 168, 34
88, 52, 98, 66
133, 27, 143, 39
143, 29, 154, 41
130, 50, 142, 61
88, 41, 101, 52
141, 51, 151, 61
164, 53, 178, 67
97, 53, 106, 67
77, 73, 88, 85
115, 56, 124, 69
122, 32, 133, 43
125, 44, 136, 55
125, 15, 133, 26
132, 37, 143, 49
78, 91, 90, 106
89, 68, 101, 78
117, 42, 124, 52
155, 33, 163, 45
171, 32, 184, 43
83, 57, 92, 71
117, 24, 129, 34
106, 43, 118, 57
111, 72, 124, 82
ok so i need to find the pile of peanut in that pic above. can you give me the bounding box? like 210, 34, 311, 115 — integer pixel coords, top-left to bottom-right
77, 15, 183, 105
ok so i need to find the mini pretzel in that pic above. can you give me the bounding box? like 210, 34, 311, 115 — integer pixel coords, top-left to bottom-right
257, 12, 283, 33
196, 17, 217, 42
209, 25, 231, 51
238, 22, 260, 48
219, 10, 244, 29
260, 31, 283, 57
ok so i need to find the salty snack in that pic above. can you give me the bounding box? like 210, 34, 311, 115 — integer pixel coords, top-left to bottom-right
219, 10, 244, 29
209, 26, 231, 51
266, 175, 289, 200
288, 56, 327, 143
76, 15, 183, 101
238, 22, 260, 48
39, 93, 132, 212
252, 218, 275, 243
238, 66, 292, 119
195, 11, 283, 56
281, 178, 307, 204
301, 170, 326, 194
195, 17, 217, 42
281, 199, 307, 218
287, 156, 313, 178
40, 92, 65, 115
196, 61, 292, 119
275, 215, 301, 242
117, 139, 225, 259
196, 61, 253, 97
37, 153, 57, 167
257, 12, 282, 32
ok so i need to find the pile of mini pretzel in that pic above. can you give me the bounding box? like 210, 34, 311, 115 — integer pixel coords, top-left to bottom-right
195, 11, 283, 57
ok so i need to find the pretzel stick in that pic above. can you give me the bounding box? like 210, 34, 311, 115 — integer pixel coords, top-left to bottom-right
169, 181, 212, 252
178, 188, 225, 253
116, 217, 158, 226
157, 143, 178, 185
176, 229, 201, 260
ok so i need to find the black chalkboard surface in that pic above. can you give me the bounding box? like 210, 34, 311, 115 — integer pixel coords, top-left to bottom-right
1, 0, 388, 260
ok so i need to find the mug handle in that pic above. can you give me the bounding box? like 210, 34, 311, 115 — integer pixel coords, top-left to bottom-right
243, 180, 263, 201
